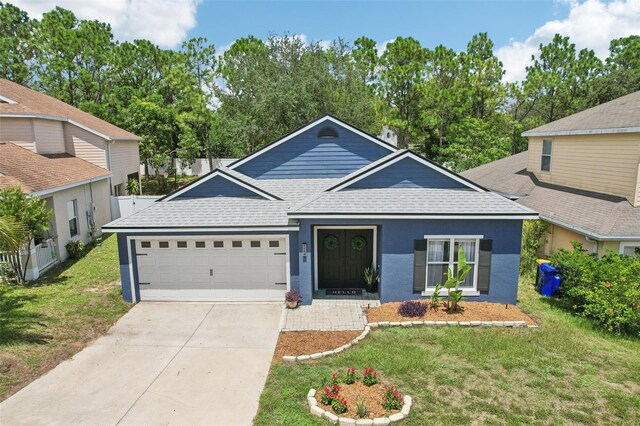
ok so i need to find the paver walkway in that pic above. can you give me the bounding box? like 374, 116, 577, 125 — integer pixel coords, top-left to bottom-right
282, 294, 380, 331
0, 302, 281, 426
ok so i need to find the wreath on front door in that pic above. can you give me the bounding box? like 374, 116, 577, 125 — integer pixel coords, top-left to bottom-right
351, 235, 367, 251
324, 234, 339, 250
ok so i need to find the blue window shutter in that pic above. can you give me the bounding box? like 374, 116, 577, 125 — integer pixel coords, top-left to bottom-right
413, 240, 427, 293
477, 239, 492, 294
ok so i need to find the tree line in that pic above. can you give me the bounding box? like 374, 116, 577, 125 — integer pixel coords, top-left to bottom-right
2, 3, 639, 173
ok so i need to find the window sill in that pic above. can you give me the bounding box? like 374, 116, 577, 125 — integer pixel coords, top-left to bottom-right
422, 289, 480, 297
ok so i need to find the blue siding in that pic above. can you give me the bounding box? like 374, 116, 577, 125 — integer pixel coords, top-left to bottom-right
235, 123, 393, 179
117, 234, 135, 303
174, 175, 262, 199
297, 219, 523, 305
348, 157, 467, 189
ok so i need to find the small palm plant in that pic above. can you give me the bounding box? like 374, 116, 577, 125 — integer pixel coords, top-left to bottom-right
363, 265, 379, 293
441, 246, 472, 312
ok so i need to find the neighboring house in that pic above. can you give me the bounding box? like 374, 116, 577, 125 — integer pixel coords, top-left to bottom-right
0, 143, 111, 279
0, 79, 142, 195
104, 115, 536, 304
462, 90, 640, 257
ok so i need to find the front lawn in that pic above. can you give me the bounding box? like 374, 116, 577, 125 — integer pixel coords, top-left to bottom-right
0, 235, 131, 400
255, 281, 640, 425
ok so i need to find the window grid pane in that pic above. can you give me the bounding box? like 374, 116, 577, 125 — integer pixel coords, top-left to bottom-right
426, 238, 478, 289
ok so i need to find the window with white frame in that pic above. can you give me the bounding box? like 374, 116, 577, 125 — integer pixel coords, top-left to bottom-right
67, 199, 79, 237
426, 237, 478, 289
541, 139, 552, 172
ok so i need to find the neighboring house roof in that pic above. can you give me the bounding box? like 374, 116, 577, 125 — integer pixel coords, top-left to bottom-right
0, 78, 142, 141
104, 115, 535, 232
522, 90, 640, 137
461, 151, 640, 240
0, 142, 111, 194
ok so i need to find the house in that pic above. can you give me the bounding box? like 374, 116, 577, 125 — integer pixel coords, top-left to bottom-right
0, 143, 112, 279
0, 79, 142, 195
103, 115, 536, 304
0, 79, 142, 279
462, 91, 640, 257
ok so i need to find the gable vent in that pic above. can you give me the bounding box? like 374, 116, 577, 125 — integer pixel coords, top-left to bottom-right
318, 127, 339, 139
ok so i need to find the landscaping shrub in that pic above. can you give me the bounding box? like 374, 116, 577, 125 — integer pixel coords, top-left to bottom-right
331, 395, 348, 414
549, 242, 640, 336
65, 240, 84, 259
285, 289, 301, 303
343, 367, 356, 384
362, 367, 379, 386
397, 300, 428, 317
382, 386, 404, 411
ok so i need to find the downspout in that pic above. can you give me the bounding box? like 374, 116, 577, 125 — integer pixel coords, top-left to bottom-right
585, 236, 599, 256
106, 139, 115, 195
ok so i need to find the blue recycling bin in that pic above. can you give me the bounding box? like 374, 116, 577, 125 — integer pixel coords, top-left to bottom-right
538, 262, 561, 296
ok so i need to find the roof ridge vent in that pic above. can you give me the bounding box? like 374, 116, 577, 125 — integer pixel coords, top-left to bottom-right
318, 126, 339, 139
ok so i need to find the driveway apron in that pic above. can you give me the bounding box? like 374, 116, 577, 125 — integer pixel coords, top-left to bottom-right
0, 302, 282, 426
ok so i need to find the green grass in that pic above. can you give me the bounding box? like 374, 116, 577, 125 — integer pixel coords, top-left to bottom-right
0, 235, 131, 400
254, 282, 640, 425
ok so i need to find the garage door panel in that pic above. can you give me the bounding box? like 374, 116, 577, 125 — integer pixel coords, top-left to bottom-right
136, 237, 287, 300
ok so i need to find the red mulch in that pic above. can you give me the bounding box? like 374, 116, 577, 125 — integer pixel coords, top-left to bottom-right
316, 381, 402, 419
367, 301, 536, 324
273, 331, 362, 362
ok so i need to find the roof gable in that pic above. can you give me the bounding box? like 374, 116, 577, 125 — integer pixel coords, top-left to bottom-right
329, 151, 485, 192
162, 169, 281, 201
0, 78, 141, 141
230, 115, 396, 179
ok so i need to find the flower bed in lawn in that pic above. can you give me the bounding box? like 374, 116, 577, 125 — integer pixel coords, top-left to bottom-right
308, 368, 411, 422
367, 301, 536, 325
273, 331, 362, 362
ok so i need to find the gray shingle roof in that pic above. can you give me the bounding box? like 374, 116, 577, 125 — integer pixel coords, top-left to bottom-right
522, 90, 640, 136
289, 188, 535, 216
461, 152, 640, 238
103, 197, 291, 229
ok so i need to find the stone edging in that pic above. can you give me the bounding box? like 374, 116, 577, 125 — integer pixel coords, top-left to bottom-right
367, 320, 537, 328
283, 326, 371, 363
307, 388, 412, 425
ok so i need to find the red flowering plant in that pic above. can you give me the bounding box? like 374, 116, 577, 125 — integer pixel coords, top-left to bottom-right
362, 367, 380, 386
320, 385, 341, 405
331, 395, 348, 414
331, 373, 340, 386
343, 367, 356, 384
382, 386, 404, 411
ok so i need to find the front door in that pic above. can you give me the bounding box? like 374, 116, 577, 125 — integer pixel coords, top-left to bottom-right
317, 228, 374, 289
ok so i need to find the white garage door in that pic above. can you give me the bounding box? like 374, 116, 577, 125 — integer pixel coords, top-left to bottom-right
135, 237, 288, 301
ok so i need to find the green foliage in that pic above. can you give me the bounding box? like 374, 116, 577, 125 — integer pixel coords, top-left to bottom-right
0, 187, 53, 283
549, 242, 640, 335
364, 265, 379, 293
520, 220, 549, 276
355, 400, 368, 418
430, 283, 443, 309
2, 2, 639, 174
441, 246, 472, 312
382, 386, 404, 411
126, 178, 139, 195
65, 240, 84, 259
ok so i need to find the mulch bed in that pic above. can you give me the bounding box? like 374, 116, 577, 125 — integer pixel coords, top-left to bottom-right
273, 330, 362, 361
315, 381, 401, 419
367, 301, 536, 325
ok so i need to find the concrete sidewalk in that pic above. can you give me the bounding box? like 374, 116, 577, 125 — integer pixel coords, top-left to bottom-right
0, 302, 282, 426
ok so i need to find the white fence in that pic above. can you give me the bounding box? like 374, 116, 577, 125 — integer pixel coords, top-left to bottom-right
140, 158, 237, 177
111, 195, 161, 221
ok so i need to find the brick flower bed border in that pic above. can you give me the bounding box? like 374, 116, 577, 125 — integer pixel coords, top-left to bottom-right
367, 319, 538, 328
283, 327, 371, 363
307, 388, 412, 425
282, 320, 539, 362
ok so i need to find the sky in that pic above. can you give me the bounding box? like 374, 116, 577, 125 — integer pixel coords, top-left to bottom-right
12, 0, 640, 82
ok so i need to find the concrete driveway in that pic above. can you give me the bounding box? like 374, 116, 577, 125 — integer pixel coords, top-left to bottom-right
0, 302, 282, 426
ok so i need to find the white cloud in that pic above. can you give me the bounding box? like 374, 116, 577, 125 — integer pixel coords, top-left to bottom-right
12, 0, 201, 48
496, 0, 640, 82
376, 39, 395, 56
